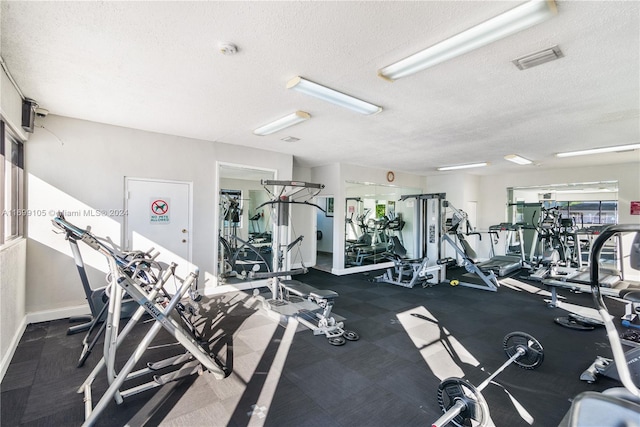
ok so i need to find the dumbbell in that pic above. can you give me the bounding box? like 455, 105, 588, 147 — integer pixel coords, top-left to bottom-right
432, 331, 544, 427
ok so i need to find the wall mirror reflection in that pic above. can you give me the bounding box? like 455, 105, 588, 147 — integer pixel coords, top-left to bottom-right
344, 181, 420, 270
217, 164, 275, 285
508, 180, 619, 270
315, 196, 334, 273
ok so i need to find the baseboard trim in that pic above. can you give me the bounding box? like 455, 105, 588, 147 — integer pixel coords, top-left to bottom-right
26, 304, 90, 325
332, 261, 393, 276
0, 315, 27, 383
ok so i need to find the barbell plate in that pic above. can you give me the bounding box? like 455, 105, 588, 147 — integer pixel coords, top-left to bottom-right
503, 331, 544, 369
437, 377, 490, 427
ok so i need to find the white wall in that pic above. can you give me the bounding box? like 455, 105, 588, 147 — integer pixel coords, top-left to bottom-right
0, 240, 27, 380
25, 114, 292, 314
0, 65, 29, 381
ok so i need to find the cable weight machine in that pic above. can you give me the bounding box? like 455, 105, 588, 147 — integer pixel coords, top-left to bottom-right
253, 180, 359, 345
400, 193, 499, 291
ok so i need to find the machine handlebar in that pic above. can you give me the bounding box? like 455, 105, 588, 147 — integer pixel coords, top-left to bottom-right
589, 224, 640, 399
52, 213, 87, 240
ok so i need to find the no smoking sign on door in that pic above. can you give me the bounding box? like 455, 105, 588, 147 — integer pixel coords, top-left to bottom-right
150, 198, 170, 224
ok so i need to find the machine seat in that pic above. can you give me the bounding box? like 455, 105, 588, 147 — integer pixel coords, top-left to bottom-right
280, 279, 338, 300
620, 289, 640, 303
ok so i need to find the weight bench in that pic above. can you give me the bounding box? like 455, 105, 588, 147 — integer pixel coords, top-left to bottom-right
281, 279, 338, 302
263, 279, 357, 345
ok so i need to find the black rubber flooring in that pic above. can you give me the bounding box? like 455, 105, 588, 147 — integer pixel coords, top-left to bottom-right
0, 268, 627, 426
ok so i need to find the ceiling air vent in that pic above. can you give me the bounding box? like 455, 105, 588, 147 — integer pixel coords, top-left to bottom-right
513, 45, 563, 70
281, 136, 300, 143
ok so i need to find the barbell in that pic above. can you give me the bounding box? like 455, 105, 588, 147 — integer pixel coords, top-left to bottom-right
432, 331, 544, 427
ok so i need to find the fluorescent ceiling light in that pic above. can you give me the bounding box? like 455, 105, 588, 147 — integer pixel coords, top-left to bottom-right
378, 0, 558, 81
287, 76, 382, 115
504, 154, 533, 165
254, 111, 310, 136
437, 162, 488, 171
556, 143, 640, 158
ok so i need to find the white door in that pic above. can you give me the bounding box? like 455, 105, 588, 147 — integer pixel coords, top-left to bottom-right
125, 178, 192, 278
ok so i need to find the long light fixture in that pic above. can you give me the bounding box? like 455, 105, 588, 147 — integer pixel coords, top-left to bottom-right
253, 111, 310, 136
556, 143, 640, 158
287, 76, 382, 115
378, 0, 558, 81
437, 162, 488, 171
504, 154, 532, 165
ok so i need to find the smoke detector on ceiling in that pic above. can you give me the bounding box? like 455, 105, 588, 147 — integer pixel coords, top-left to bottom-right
281, 136, 300, 143
219, 42, 238, 55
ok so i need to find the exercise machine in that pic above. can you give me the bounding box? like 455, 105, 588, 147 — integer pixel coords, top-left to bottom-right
542, 225, 640, 332
374, 235, 440, 288
479, 222, 527, 276
432, 331, 544, 427
440, 200, 501, 291
218, 192, 272, 283
398, 193, 496, 291
54, 225, 139, 367
52, 214, 227, 426
254, 180, 359, 346
577, 225, 640, 386
559, 224, 640, 426
345, 208, 390, 266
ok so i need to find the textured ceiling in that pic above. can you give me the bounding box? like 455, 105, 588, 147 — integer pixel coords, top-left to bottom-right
2, 1, 639, 176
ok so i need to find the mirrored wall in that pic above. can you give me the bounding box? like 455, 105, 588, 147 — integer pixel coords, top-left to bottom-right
217, 164, 275, 285
508, 180, 619, 267
344, 181, 420, 269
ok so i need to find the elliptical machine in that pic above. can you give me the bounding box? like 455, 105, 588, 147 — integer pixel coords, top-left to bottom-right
559, 224, 640, 426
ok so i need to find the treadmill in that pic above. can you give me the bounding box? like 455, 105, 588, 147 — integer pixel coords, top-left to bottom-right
477, 223, 525, 276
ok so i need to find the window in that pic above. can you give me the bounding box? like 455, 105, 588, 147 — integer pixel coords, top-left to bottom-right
566, 201, 618, 226
539, 200, 617, 226
1, 119, 25, 244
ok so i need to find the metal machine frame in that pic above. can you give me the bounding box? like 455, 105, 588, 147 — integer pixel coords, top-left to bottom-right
400, 193, 499, 291
253, 180, 359, 345
52, 215, 227, 426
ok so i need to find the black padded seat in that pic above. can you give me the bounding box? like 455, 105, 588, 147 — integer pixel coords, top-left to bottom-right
620, 289, 640, 303
388, 236, 422, 263
280, 279, 338, 300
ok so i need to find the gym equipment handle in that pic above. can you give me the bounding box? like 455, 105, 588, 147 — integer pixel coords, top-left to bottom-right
432, 399, 466, 427
589, 224, 640, 400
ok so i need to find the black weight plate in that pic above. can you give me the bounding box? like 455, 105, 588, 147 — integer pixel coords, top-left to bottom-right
437, 377, 490, 427
503, 331, 544, 369
343, 330, 360, 341
328, 336, 346, 346
554, 316, 595, 330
